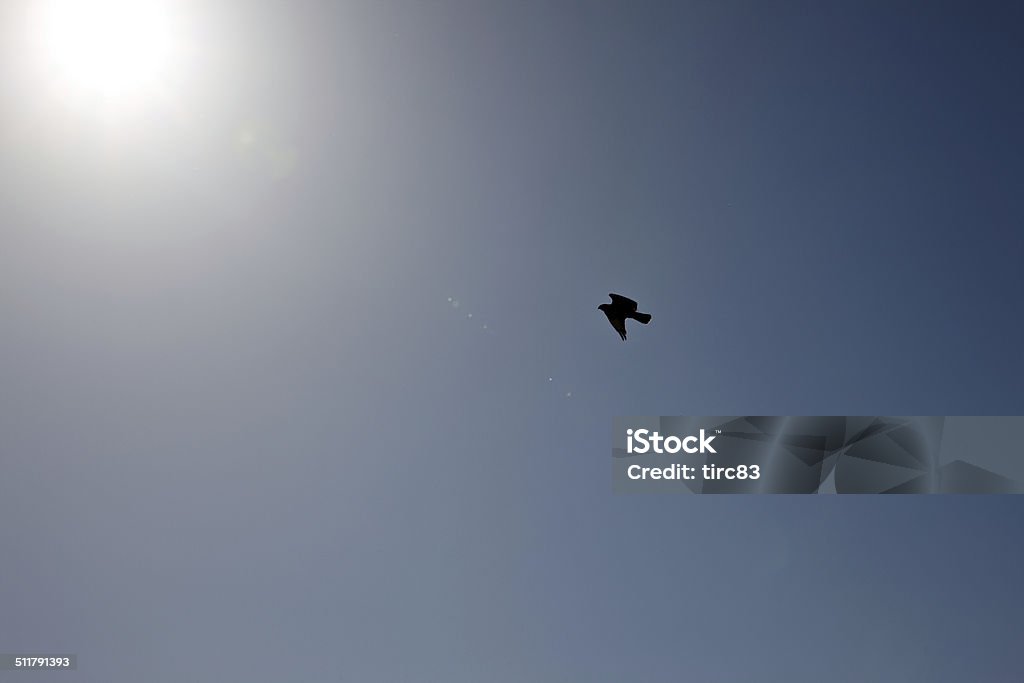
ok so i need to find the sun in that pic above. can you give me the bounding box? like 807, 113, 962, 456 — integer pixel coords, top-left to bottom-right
28, 0, 183, 107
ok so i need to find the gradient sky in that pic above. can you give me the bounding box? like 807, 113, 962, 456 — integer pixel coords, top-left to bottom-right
1, 1, 1023, 681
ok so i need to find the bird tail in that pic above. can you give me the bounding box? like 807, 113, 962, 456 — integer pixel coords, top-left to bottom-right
631, 312, 652, 325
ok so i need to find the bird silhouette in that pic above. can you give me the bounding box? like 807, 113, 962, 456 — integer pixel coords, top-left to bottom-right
598, 293, 652, 341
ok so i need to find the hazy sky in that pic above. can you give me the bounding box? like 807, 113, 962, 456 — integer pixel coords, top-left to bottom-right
1, 1, 1022, 681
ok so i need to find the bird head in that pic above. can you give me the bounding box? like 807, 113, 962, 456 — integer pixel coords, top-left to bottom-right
597, 303, 608, 312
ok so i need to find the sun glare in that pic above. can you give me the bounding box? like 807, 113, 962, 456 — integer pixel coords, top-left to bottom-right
29, 0, 183, 107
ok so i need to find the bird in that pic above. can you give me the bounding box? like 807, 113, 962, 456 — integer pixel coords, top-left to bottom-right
598, 293, 652, 341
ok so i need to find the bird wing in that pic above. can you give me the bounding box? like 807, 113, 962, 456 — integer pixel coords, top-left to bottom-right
608, 293, 638, 312
606, 315, 628, 341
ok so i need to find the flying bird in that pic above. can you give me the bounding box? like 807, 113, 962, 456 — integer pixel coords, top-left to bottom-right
598, 293, 652, 341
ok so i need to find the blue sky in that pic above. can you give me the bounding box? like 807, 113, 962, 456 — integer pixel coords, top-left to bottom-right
1, 1, 1022, 681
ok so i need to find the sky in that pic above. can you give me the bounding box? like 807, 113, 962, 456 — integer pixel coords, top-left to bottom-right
1, 1, 1023, 681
